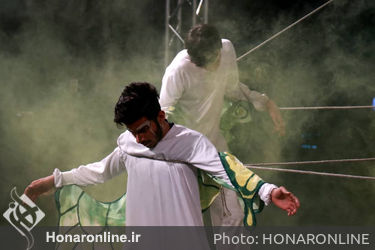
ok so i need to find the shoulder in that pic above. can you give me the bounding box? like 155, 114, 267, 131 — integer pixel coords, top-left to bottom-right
165, 125, 219, 163
166, 50, 191, 71
160, 124, 212, 154
221, 39, 235, 53
162, 53, 199, 88
165, 124, 205, 144
117, 130, 133, 149
167, 125, 216, 152
222, 39, 233, 46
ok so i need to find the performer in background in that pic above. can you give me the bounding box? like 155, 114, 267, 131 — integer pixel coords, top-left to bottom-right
160, 24, 285, 226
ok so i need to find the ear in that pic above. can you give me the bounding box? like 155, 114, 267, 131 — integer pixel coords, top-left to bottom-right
157, 110, 166, 123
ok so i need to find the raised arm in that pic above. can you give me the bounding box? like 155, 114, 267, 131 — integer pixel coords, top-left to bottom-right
223, 40, 285, 136
227, 82, 286, 136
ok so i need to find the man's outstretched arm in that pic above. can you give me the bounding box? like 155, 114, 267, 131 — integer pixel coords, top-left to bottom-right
266, 99, 286, 136
24, 147, 126, 202
271, 186, 300, 216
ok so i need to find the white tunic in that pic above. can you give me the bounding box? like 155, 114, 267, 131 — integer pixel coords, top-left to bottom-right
53, 125, 274, 226
160, 39, 269, 151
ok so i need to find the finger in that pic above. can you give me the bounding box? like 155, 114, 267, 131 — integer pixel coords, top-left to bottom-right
288, 203, 296, 213
288, 208, 296, 216
290, 203, 298, 215
291, 206, 298, 215
292, 208, 298, 215
287, 207, 296, 216
288, 195, 299, 209
292, 195, 300, 208
286, 209, 291, 216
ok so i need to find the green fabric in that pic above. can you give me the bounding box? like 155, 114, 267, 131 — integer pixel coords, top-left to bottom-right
198, 170, 221, 212
219, 152, 265, 227
55, 152, 265, 228
54, 185, 126, 249
220, 100, 252, 143
55, 185, 126, 227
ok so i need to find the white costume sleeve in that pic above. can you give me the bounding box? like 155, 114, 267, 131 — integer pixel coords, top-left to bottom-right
53, 147, 126, 188
188, 134, 276, 205
258, 183, 278, 205
160, 68, 185, 116
237, 83, 269, 111
222, 40, 269, 111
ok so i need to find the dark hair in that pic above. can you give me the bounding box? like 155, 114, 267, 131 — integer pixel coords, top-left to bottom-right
185, 24, 222, 67
114, 82, 161, 126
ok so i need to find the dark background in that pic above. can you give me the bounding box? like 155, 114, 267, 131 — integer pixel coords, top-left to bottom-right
1, 0, 374, 226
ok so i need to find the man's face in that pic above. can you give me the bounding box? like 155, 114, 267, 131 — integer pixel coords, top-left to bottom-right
126, 117, 162, 148
204, 48, 221, 70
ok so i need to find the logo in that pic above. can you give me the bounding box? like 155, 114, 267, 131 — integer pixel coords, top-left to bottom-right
3, 187, 45, 250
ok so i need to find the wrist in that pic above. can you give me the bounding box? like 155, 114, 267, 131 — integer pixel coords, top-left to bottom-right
270, 187, 278, 204
45, 175, 55, 188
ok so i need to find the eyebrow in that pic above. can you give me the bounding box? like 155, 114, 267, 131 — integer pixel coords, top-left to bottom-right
128, 120, 150, 134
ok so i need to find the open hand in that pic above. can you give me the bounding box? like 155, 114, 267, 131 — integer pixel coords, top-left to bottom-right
271, 186, 300, 216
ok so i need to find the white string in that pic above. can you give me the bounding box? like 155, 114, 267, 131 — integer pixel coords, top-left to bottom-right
279, 105, 375, 110
250, 157, 375, 167
245, 165, 375, 181
237, 0, 334, 61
